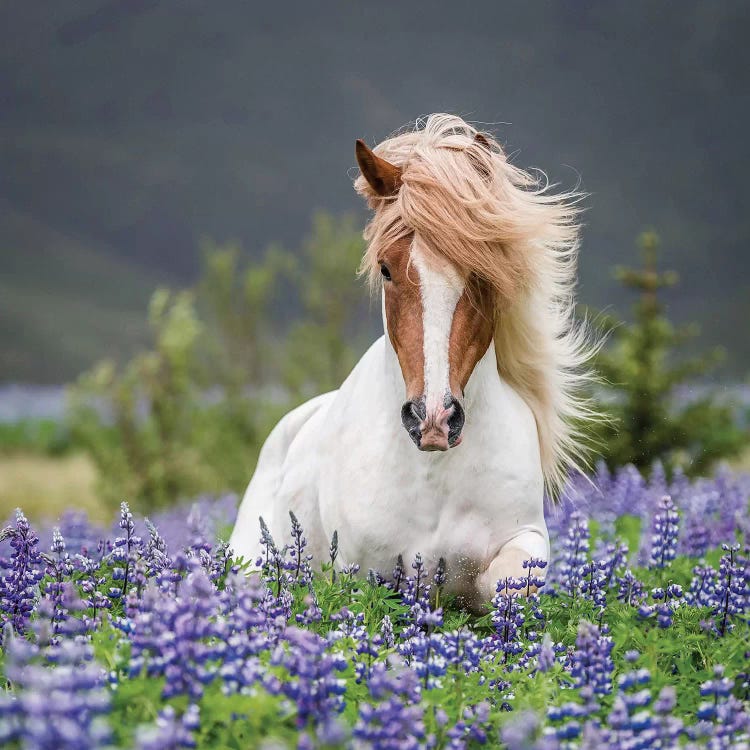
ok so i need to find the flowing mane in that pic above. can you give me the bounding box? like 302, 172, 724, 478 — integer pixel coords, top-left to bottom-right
355, 113, 597, 496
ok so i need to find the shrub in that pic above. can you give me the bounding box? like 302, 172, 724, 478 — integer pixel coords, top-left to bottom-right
590, 231, 747, 475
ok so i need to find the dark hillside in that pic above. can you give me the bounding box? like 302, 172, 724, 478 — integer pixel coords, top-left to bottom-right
1, 2, 748, 380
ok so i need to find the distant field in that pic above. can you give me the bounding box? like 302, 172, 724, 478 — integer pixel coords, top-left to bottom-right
0, 452, 103, 523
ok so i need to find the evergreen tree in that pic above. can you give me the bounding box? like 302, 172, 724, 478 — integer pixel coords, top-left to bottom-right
593, 231, 746, 475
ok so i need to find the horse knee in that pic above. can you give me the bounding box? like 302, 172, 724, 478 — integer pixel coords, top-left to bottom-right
475, 532, 549, 604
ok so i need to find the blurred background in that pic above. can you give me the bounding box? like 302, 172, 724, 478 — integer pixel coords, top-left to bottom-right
1, 2, 749, 521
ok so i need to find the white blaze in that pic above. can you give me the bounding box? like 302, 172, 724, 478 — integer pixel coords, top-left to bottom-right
411, 240, 464, 413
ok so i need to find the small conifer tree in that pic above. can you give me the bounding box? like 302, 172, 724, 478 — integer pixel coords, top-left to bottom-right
593, 231, 746, 475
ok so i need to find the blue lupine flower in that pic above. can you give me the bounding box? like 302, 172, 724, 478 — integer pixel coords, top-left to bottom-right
568, 620, 614, 698
0, 510, 45, 638
0, 614, 111, 749
553, 511, 589, 596
648, 495, 680, 569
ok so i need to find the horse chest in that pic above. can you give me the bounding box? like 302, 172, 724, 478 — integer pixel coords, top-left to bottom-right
318, 431, 540, 578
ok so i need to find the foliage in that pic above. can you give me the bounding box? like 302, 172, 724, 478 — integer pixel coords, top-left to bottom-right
0, 418, 74, 457
591, 231, 747, 475
67, 213, 368, 513
0, 464, 749, 748
281, 213, 370, 399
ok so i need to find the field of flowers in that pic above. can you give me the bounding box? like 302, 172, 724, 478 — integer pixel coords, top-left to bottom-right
0, 463, 748, 749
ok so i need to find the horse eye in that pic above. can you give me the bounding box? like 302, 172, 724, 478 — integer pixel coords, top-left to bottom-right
380, 264, 392, 281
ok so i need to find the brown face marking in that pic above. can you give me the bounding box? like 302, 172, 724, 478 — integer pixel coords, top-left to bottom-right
448, 278, 497, 397
380, 235, 425, 400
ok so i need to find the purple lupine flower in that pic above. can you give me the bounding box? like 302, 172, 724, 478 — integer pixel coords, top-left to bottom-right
491, 577, 526, 663
637, 582, 683, 628
218, 571, 271, 694
56, 509, 104, 556
392, 554, 405, 593
355, 664, 424, 749
546, 701, 588, 740
692, 663, 750, 746
568, 620, 614, 698
0, 617, 111, 749
329, 530, 339, 571
446, 701, 491, 748
536, 633, 556, 673
379, 615, 395, 650
109, 501, 143, 600
685, 563, 716, 608
648, 495, 680, 569
134, 704, 199, 750
616, 569, 646, 607
501, 710, 559, 750
288, 511, 312, 585
354, 695, 425, 750
0, 510, 44, 639
143, 518, 170, 577
552, 511, 589, 596
713, 544, 748, 636
41, 528, 74, 638
128, 564, 223, 700
578, 560, 608, 620
594, 539, 629, 587
272, 627, 347, 730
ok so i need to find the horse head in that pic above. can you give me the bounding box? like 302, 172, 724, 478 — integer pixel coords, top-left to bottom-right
355, 137, 497, 451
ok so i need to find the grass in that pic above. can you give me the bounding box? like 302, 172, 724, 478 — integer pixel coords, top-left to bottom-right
0, 451, 104, 523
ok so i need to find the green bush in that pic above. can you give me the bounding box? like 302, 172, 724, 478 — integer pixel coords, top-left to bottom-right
67, 213, 368, 513
0, 418, 74, 456
590, 231, 747, 475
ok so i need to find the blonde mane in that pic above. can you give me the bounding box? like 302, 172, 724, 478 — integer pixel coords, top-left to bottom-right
355, 113, 598, 496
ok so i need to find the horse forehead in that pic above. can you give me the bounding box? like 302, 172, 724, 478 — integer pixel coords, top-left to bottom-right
409, 241, 464, 294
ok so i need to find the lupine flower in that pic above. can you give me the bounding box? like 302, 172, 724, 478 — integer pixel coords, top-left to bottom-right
568, 620, 614, 698
713, 544, 748, 636
41, 528, 74, 638
128, 565, 223, 700
553, 511, 589, 596
491, 577, 526, 663
446, 701, 490, 748
288, 511, 312, 585
0, 510, 44, 638
133, 704, 200, 750
1, 464, 749, 749
0, 616, 111, 749
536, 633, 556, 673
616, 569, 646, 607
110, 502, 143, 600
392, 554, 405, 593
272, 627, 348, 729
648, 495, 680, 569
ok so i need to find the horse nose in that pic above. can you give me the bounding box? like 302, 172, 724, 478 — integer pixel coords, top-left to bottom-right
401, 398, 426, 446
401, 396, 465, 451
446, 397, 465, 445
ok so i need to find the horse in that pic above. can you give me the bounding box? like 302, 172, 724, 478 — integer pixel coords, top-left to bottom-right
229, 114, 594, 607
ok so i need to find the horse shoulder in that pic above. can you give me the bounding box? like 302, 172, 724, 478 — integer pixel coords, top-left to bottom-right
229, 391, 336, 560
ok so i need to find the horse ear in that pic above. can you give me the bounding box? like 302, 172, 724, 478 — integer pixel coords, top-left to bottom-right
469, 132, 493, 180
474, 132, 491, 150
355, 139, 402, 197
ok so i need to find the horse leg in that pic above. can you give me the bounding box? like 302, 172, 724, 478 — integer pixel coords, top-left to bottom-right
474, 530, 549, 606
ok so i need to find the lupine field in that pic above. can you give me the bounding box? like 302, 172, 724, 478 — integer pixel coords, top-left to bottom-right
0, 463, 749, 749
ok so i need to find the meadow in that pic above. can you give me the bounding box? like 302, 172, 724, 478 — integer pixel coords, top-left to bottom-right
1, 222, 748, 749
0, 462, 748, 749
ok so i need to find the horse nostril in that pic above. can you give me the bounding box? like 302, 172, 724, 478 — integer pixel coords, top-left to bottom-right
447, 398, 465, 444
401, 398, 426, 446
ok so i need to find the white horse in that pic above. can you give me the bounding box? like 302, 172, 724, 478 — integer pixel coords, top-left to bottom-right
230, 114, 593, 607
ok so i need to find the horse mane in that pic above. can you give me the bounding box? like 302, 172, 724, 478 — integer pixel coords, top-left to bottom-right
355, 113, 599, 497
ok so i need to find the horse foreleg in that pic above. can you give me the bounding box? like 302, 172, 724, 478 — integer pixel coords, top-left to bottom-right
474, 530, 549, 605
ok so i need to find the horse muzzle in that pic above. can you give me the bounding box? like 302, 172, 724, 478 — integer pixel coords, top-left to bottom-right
401, 395, 465, 451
